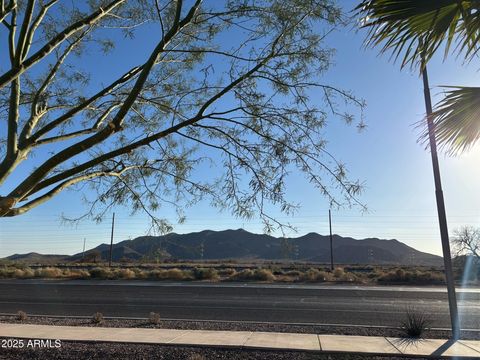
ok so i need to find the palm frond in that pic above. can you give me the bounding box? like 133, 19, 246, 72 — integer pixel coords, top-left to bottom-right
419, 87, 480, 154
355, 0, 480, 69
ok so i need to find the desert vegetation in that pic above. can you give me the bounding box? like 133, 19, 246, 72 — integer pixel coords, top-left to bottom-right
0, 261, 465, 285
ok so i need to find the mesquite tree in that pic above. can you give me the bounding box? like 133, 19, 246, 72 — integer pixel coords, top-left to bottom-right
0, 0, 364, 233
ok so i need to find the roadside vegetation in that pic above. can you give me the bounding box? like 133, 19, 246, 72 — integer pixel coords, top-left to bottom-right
0, 260, 471, 285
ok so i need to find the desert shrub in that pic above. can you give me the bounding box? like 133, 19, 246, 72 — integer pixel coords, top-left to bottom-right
219, 268, 236, 277
16, 311, 27, 321
333, 267, 345, 278
148, 269, 163, 279
230, 269, 254, 281
341, 273, 358, 282
68, 269, 90, 279
301, 268, 331, 282
302, 268, 319, 282
232, 268, 275, 281
317, 271, 332, 281
396, 268, 406, 279
92, 312, 104, 324
267, 266, 283, 275
35, 267, 63, 278
167, 268, 191, 280
302, 268, 321, 282
13, 269, 25, 278
89, 267, 112, 279
115, 268, 136, 279
21, 268, 35, 278
0, 267, 9, 278
285, 270, 302, 277
148, 312, 161, 325
378, 269, 444, 285
400, 308, 430, 338
254, 269, 275, 281
153, 268, 191, 280
193, 267, 219, 280
132, 268, 148, 279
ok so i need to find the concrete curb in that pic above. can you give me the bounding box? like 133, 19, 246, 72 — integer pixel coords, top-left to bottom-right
0, 323, 479, 358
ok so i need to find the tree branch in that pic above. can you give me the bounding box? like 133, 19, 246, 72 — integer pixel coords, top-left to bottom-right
27, 65, 143, 145
0, 0, 125, 90
20, 33, 87, 144
0, 0, 15, 24
4, 168, 134, 216
14, 0, 35, 66
8, 0, 203, 202
20, 0, 59, 61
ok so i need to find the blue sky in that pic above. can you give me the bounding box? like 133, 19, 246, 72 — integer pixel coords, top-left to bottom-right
0, 1, 479, 258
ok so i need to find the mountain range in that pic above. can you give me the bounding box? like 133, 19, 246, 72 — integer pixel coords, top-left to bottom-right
5, 229, 443, 266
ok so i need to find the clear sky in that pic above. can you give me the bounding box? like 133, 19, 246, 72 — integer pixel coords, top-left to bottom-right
1, 1, 479, 258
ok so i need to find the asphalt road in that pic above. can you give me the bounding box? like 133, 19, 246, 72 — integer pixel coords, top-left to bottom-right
0, 280, 479, 329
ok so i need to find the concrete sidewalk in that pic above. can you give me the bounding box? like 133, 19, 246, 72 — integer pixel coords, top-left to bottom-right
1, 323, 480, 358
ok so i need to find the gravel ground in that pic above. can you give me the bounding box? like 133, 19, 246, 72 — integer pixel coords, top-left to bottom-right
1, 315, 479, 340
0, 341, 433, 360
1, 316, 476, 359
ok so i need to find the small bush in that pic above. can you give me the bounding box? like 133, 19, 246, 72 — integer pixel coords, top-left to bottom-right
302, 268, 320, 282
148, 312, 161, 325
131, 268, 148, 279
89, 267, 111, 279
254, 268, 275, 281
0, 267, 9, 278
21, 268, 35, 278
301, 268, 331, 282
400, 308, 430, 338
165, 268, 191, 280
150, 268, 192, 280
148, 269, 163, 279
116, 268, 136, 279
231, 269, 254, 281
68, 269, 90, 279
285, 270, 302, 277
378, 269, 445, 285
13, 269, 25, 278
193, 267, 219, 280
16, 311, 27, 321
231, 268, 275, 282
34, 267, 63, 278
92, 312, 104, 324
219, 268, 236, 277
333, 267, 345, 278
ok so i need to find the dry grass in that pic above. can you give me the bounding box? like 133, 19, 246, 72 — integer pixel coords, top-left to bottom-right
377, 268, 445, 285
0, 263, 449, 286
301, 268, 332, 282
34, 267, 64, 278
231, 268, 275, 282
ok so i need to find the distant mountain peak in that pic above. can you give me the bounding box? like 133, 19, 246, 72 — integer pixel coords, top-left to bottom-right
3, 229, 442, 266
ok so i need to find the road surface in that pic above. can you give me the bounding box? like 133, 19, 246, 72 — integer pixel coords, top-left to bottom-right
0, 280, 479, 329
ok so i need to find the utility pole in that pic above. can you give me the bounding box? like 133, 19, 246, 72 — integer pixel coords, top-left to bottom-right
109, 212, 115, 267
82, 238, 86, 262
422, 64, 459, 339
329, 209, 334, 271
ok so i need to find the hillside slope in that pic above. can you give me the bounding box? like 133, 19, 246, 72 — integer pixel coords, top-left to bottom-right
68, 229, 442, 266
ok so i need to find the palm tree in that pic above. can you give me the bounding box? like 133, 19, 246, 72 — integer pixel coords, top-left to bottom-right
355, 0, 480, 338
356, 0, 480, 154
